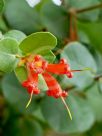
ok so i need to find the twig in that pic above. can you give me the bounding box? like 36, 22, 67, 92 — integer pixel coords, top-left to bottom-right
76, 3, 102, 13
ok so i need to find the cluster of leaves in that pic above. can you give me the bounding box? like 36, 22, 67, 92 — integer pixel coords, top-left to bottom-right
0, 0, 102, 136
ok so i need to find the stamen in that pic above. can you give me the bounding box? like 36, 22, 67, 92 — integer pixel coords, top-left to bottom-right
26, 89, 33, 108
71, 67, 95, 73
61, 97, 72, 120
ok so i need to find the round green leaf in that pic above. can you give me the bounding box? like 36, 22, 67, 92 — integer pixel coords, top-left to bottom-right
41, 2, 69, 39
0, 38, 19, 73
19, 32, 57, 55
78, 21, 102, 53
98, 78, 102, 93
2, 73, 38, 114
4, 0, 44, 34
41, 50, 56, 63
41, 92, 95, 133
94, 51, 102, 74
4, 30, 26, 43
5, 117, 43, 136
86, 84, 102, 121
15, 66, 28, 82
61, 42, 97, 89
0, 16, 8, 32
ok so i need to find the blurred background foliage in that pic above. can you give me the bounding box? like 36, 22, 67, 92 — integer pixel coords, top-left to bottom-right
0, 0, 102, 136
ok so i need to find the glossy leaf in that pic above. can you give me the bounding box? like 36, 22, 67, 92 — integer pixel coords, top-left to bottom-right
5, 117, 43, 136
2, 73, 38, 113
61, 42, 97, 89
41, 92, 95, 133
78, 21, 102, 53
15, 66, 28, 82
4, 0, 44, 34
4, 30, 26, 43
19, 32, 57, 54
41, 50, 56, 63
86, 84, 102, 121
41, 2, 69, 39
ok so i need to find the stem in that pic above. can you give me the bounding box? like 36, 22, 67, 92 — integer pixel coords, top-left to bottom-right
71, 67, 95, 73
69, 9, 78, 41
65, 86, 75, 92
94, 74, 102, 81
76, 3, 102, 13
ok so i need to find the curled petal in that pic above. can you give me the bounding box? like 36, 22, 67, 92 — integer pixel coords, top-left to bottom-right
46, 64, 70, 74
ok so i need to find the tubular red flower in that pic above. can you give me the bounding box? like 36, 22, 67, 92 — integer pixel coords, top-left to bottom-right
43, 72, 67, 98
45, 58, 73, 77
46, 64, 70, 74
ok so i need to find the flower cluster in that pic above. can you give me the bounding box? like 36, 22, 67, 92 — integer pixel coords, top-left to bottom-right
21, 55, 82, 119
22, 55, 74, 99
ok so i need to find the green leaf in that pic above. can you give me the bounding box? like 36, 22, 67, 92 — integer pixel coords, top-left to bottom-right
0, 16, 8, 32
61, 42, 97, 89
15, 66, 28, 82
32, 107, 46, 122
78, 21, 102, 53
4, 30, 26, 43
2, 73, 38, 114
0, 0, 4, 13
41, 2, 69, 39
0, 38, 19, 73
86, 84, 102, 121
41, 92, 95, 133
41, 50, 56, 63
19, 32, 57, 55
4, 0, 44, 34
94, 51, 102, 74
5, 117, 43, 136
98, 78, 102, 93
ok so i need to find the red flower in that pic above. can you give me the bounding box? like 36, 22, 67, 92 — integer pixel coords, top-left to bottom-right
21, 55, 81, 119
22, 56, 73, 99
